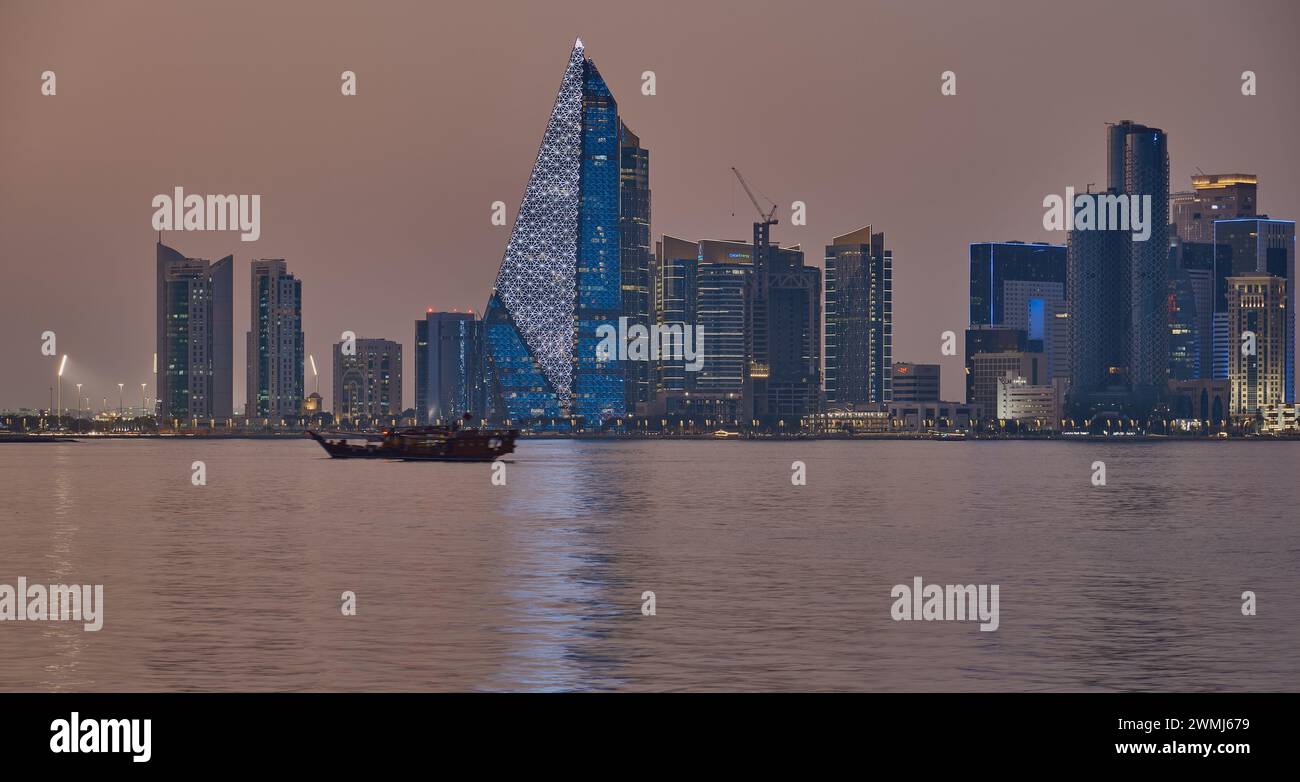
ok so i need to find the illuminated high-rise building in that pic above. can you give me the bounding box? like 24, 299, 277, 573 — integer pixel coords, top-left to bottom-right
415, 311, 484, 424
620, 122, 652, 412
1171, 174, 1257, 243
156, 240, 232, 422
1227, 273, 1286, 414
483, 39, 632, 426
245, 259, 303, 420
332, 338, 402, 422
1212, 218, 1294, 400
825, 227, 891, 405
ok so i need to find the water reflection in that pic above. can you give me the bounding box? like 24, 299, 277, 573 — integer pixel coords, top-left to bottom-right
0, 439, 1297, 692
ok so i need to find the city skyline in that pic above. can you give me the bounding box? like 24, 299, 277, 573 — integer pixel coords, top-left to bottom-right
3, 1, 1299, 412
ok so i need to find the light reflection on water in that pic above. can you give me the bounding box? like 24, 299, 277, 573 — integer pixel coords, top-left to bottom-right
0, 438, 1296, 692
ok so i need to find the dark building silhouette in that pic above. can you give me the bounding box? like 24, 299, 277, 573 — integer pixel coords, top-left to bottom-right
1169, 237, 1218, 379
1109, 120, 1170, 397
968, 241, 1068, 383
1067, 214, 1130, 401
415, 311, 485, 424
245, 259, 303, 420
963, 325, 1026, 405
156, 240, 232, 422
891, 362, 940, 402
760, 245, 821, 421
1166, 258, 1201, 381
825, 227, 890, 406
620, 122, 652, 413
655, 235, 700, 396
1066, 120, 1169, 412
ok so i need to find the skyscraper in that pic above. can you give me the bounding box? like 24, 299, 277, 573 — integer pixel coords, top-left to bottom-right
761, 245, 821, 420
332, 338, 402, 422
620, 122, 652, 413
1108, 120, 1170, 397
1212, 218, 1295, 400
1171, 174, 1257, 242
1166, 258, 1201, 381
1169, 236, 1217, 379
415, 311, 485, 424
824, 227, 891, 406
1067, 213, 1130, 399
655, 235, 700, 396
245, 259, 304, 419
650, 237, 751, 423
483, 39, 628, 426
968, 241, 1068, 381
156, 240, 232, 422
1227, 273, 1287, 414
1067, 120, 1169, 411
695, 253, 751, 398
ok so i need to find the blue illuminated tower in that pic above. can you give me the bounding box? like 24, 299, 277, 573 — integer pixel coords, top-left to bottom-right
484, 39, 627, 425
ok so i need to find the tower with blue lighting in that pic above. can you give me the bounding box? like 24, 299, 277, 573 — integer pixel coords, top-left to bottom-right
484, 39, 630, 426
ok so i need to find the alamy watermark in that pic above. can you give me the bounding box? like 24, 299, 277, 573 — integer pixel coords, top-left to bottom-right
50, 712, 150, 763
151, 186, 261, 241
1042, 187, 1152, 241
596, 316, 704, 371
0, 577, 104, 631
891, 577, 999, 632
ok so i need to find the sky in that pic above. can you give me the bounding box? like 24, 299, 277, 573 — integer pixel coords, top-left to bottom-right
1, 0, 1297, 410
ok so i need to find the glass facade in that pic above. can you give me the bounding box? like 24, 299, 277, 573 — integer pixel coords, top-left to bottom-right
825, 228, 891, 405
246, 259, 303, 419
572, 58, 624, 423
1212, 218, 1295, 401
695, 263, 749, 394
619, 123, 652, 410
156, 241, 232, 422
968, 242, 1067, 327
1111, 121, 1170, 393
484, 40, 631, 426
417, 311, 485, 424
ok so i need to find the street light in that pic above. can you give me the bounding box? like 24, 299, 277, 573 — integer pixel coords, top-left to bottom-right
56, 354, 67, 430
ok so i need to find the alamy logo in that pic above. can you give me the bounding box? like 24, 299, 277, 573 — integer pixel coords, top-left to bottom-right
891, 577, 999, 632
1042, 187, 1152, 241
50, 712, 151, 763
151, 186, 261, 241
596, 316, 704, 372
0, 577, 103, 631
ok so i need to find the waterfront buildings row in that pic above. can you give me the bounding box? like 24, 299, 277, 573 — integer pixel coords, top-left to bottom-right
966, 124, 1294, 430
148, 42, 1295, 435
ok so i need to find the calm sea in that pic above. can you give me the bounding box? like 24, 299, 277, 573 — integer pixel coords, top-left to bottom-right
1, 438, 1296, 691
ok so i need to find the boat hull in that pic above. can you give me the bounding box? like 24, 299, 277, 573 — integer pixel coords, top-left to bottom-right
307, 429, 516, 462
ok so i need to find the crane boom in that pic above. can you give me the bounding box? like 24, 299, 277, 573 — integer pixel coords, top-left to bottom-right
731, 166, 778, 225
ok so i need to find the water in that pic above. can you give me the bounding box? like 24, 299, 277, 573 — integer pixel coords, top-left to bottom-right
0, 438, 1296, 692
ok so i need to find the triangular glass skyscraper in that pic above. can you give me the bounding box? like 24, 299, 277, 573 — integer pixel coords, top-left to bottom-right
484, 39, 629, 425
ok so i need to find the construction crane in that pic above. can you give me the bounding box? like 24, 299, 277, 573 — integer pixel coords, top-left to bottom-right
731, 166, 778, 227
